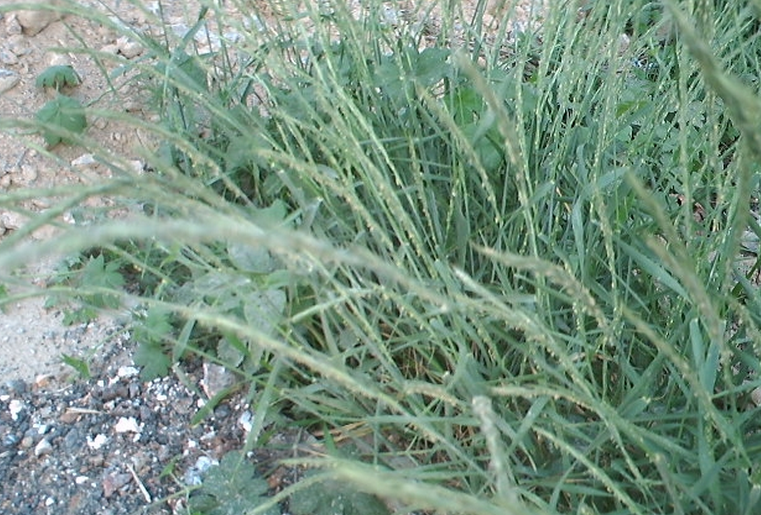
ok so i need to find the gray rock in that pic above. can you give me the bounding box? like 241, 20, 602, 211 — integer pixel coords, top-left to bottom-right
4, 379, 28, 395
34, 437, 53, 457
15, 1, 62, 36
62, 427, 81, 451
0, 68, 20, 94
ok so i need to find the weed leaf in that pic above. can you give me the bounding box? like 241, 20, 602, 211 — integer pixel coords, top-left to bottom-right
35, 65, 81, 90
189, 451, 278, 515
35, 94, 87, 146
242, 288, 286, 337
78, 254, 125, 309
227, 243, 274, 274
289, 471, 390, 515
133, 339, 172, 380
132, 308, 174, 380
61, 353, 91, 379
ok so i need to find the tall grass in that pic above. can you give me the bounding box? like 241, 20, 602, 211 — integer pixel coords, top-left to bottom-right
2, 0, 761, 513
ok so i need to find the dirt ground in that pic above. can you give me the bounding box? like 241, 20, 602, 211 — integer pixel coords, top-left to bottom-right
0, 0, 256, 383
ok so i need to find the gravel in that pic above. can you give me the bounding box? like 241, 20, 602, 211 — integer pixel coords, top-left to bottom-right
0, 334, 290, 515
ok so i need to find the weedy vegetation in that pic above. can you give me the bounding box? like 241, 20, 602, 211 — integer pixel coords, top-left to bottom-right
2, 0, 761, 513
34, 64, 87, 146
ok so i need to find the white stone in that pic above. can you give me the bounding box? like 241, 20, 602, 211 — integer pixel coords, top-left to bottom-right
114, 416, 141, 433
34, 438, 53, 457
238, 410, 253, 433
0, 69, 20, 94
119, 41, 143, 59
0, 49, 19, 65
71, 153, 97, 168
87, 434, 109, 450
1, 211, 29, 230
100, 43, 119, 55
117, 366, 139, 378
115, 37, 142, 58
8, 399, 24, 420
5, 14, 22, 35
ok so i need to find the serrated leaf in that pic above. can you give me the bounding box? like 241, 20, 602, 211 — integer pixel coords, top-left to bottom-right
190, 451, 278, 515
242, 288, 286, 336
132, 307, 174, 380
136, 307, 175, 340
78, 254, 125, 309
217, 336, 246, 367
414, 47, 451, 86
250, 199, 289, 227
289, 473, 390, 515
61, 353, 91, 379
133, 340, 172, 380
156, 50, 208, 92
61, 306, 98, 326
35, 65, 81, 90
227, 243, 274, 274
80, 254, 125, 289
35, 94, 87, 146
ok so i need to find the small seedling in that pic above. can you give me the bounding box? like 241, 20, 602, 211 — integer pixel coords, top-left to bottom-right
188, 451, 279, 515
61, 353, 91, 380
34, 65, 87, 146
35, 94, 87, 147
35, 65, 81, 90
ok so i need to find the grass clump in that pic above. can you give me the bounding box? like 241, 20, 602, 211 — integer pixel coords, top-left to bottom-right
3, 0, 761, 513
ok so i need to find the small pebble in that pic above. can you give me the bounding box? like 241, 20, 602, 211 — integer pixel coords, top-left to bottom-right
87, 434, 109, 450
117, 366, 139, 378
59, 410, 80, 424
5, 379, 28, 395
8, 399, 24, 420
16, 5, 61, 36
102, 471, 131, 498
34, 438, 53, 457
118, 41, 143, 59
63, 428, 81, 451
0, 68, 20, 94
114, 416, 140, 434
71, 153, 97, 168
3, 433, 19, 447
0, 48, 18, 65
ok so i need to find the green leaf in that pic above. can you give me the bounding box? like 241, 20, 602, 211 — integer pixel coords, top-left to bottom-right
242, 288, 286, 337
413, 47, 451, 86
156, 50, 208, 93
136, 307, 175, 341
189, 451, 278, 515
35, 65, 81, 90
78, 254, 125, 309
250, 199, 288, 228
289, 471, 390, 515
61, 306, 98, 326
133, 339, 172, 380
217, 336, 246, 367
61, 353, 91, 379
132, 307, 174, 380
227, 243, 274, 274
35, 94, 87, 146
0, 283, 8, 313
